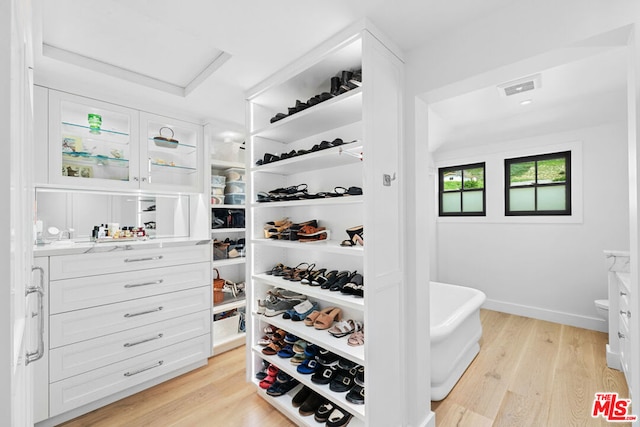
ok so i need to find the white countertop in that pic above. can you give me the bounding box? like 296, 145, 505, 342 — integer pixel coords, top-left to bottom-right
33, 237, 211, 257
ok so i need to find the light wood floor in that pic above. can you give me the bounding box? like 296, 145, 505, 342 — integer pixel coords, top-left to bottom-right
60, 310, 628, 427
432, 310, 629, 427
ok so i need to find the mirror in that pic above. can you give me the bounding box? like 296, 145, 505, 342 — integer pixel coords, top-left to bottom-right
35, 190, 190, 241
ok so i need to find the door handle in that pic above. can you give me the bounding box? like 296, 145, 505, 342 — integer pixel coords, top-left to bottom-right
124, 256, 163, 263
124, 279, 163, 288
25, 266, 45, 365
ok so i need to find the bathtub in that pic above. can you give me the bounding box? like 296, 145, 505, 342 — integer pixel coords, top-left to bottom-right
430, 281, 486, 401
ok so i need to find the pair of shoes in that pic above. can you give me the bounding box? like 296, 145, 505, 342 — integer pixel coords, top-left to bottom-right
304, 307, 343, 330
258, 363, 279, 389
329, 361, 361, 393
341, 273, 364, 297
331, 69, 362, 96
340, 225, 363, 247
314, 400, 353, 427
283, 299, 319, 322
347, 329, 364, 347
266, 371, 299, 396
297, 225, 329, 242
263, 297, 305, 317
345, 366, 365, 404
296, 388, 327, 416
328, 319, 363, 338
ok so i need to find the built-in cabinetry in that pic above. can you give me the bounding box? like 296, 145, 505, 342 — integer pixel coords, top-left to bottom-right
605, 250, 634, 399
246, 24, 404, 426
37, 88, 203, 194
34, 242, 212, 426
211, 158, 247, 354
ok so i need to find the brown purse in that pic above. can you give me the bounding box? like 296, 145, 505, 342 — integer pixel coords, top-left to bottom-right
213, 268, 225, 304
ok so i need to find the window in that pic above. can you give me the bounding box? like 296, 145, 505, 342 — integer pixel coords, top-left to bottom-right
505, 151, 571, 216
439, 162, 485, 216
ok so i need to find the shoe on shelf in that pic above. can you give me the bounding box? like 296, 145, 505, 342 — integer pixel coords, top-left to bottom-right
298, 391, 326, 416
326, 406, 354, 427
340, 225, 363, 247
292, 386, 313, 408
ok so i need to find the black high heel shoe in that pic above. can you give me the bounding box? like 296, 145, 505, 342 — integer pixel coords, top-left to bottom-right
340, 226, 364, 247
301, 268, 327, 285
321, 270, 348, 290
330, 270, 357, 292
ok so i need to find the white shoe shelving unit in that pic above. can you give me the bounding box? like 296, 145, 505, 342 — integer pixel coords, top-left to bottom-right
210, 157, 247, 355
246, 22, 404, 427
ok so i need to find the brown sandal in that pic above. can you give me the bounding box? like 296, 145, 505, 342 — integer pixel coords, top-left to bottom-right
262, 340, 284, 355
314, 307, 343, 330
304, 307, 334, 326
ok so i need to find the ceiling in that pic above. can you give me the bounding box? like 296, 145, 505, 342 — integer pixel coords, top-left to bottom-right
32, 1, 627, 145
428, 46, 628, 152
32, 0, 515, 138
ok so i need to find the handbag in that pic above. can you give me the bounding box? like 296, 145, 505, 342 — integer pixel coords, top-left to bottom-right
213, 268, 226, 304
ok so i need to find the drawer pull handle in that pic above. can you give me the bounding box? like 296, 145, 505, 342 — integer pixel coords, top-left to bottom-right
124, 256, 163, 263
124, 333, 164, 348
125, 279, 164, 288
124, 360, 164, 377
124, 306, 163, 318
620, 310, 632, 318
620, 291, 627, 296
618, 332, 626, 339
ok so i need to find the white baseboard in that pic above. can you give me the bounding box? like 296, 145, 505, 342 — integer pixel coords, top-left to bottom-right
483, 299, 607, 332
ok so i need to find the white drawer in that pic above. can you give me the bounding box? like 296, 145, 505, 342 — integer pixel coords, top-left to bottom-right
50, 244, 210, 280
49, 335, 210, 416
50, 262, 210, 314
50, 310, 210, 382
50, 286, 211, 348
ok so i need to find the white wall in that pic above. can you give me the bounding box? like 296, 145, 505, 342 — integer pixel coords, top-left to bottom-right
403, 0, 640, 333
433, 122, 628, 330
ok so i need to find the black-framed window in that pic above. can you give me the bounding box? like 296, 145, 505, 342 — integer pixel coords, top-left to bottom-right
505, 151, 571, 216
439, 162, 485, 216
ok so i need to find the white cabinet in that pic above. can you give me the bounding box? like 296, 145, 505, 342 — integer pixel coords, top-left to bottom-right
41, 89, 203, 193
246, 24, 404, 427
605, 250, 634, 399
35, 244, 212, 425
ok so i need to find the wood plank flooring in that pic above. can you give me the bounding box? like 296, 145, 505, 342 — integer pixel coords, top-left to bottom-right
432, 310, 630, 427
60, 310, 628, 426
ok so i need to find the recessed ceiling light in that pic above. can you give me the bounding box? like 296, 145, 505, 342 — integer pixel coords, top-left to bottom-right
520, 99, 533, 106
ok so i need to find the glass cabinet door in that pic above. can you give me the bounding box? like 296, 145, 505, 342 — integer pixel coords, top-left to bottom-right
140, 112, 202, 193
48, 90, 139, 189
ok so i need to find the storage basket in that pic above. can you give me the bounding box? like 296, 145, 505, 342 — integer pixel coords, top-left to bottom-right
224, 168, 245, 182
213, 314, 240, 339
224, 193, 246, 205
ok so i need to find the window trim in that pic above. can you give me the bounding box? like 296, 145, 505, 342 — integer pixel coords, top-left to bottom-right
504, 150, 571, 216
438, 162, 486, 217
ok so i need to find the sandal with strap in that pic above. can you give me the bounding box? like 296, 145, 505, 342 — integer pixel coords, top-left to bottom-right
328, 319, 363, 338
347, 329, 364, 347
314, 307, 343, 330
304, 306, 335, 326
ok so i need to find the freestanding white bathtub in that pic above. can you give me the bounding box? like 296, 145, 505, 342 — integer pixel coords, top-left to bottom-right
430, 281, 486, 401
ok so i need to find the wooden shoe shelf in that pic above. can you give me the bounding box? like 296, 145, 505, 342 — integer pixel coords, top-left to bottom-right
246, 22, 404, 427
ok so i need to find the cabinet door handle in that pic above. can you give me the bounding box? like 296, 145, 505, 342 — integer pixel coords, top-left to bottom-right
124, 360, 164, 377
124, 255, 163, 263
620, 291, 627, 296
124, 279, 164, 288
123, 333, 164, 348
124, 306, 163, 318
618, 332, 626, 339
25, 266, 45, 366
620, 310, 631, 318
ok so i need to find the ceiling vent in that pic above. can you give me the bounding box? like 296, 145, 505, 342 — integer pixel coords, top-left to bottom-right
497, 74, 542, 97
